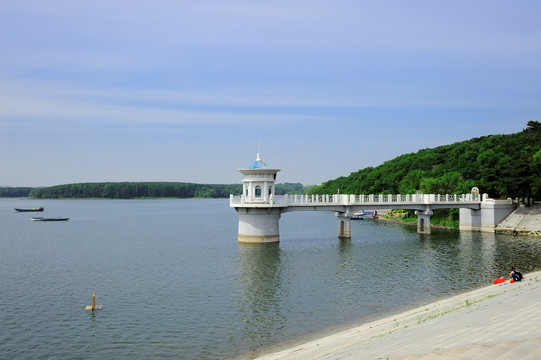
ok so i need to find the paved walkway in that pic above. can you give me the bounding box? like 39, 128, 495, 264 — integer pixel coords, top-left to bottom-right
252, 271, 541, 360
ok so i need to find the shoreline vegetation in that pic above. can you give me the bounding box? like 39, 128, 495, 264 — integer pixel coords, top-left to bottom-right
379, 209, 460, 230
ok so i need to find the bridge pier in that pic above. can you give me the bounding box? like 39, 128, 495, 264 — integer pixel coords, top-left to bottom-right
336, 213, 351, 238
415, 210, 433, 234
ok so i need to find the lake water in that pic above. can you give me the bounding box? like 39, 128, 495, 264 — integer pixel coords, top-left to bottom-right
2, 198, 541, 359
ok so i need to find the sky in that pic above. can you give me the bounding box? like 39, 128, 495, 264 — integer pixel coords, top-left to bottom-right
1, 1, 540, 187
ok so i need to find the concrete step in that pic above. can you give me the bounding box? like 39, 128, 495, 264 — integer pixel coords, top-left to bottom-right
419, 353, 456, 359
522, 343, 541, 359
401, 353, 457, 360
401, 355, 422, 359
469, 341, 519, 359
450, 344, 492, 359
494, 338, 541, 360
399, 338, 541, 360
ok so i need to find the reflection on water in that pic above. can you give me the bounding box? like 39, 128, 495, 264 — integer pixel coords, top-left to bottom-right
335, 239, 357, 311
236, 243, 286, 345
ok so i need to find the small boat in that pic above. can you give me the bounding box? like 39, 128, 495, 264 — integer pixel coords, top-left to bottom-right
352, 210, 377, 220
15, 207, 44, 212
31, 217, 69, 222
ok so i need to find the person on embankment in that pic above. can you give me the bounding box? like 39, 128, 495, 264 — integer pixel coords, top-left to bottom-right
509, 267, 523, 282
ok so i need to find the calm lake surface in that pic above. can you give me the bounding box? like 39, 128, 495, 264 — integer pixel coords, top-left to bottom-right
2, 198, 541, 359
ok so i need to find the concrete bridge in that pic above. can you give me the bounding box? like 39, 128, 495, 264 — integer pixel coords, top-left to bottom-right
230, 153, 517, 243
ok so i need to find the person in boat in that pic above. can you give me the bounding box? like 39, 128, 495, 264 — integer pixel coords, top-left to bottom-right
509, 267, 523, 282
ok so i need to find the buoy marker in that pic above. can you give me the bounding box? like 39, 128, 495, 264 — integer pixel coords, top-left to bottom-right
85, 292, 102, 311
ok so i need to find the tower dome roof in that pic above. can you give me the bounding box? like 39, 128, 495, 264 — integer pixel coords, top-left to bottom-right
238, 152, 280, 175
250, 153, 269, 169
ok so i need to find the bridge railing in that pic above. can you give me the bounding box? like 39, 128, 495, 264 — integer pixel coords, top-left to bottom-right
230, 193, 482, 206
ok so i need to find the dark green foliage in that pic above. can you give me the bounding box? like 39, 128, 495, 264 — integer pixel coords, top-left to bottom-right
0, 187, 33, 197
22, 182, 307, 199
27, 182, 241, 199
275, 183, 309, 195
308, 121, 541, 199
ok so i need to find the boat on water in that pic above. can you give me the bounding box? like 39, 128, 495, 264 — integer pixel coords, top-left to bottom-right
15, 207, 44, 212
31, 217, 69, 222
352, 210, 378, 220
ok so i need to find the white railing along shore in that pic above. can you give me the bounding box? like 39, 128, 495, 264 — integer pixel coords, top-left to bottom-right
230, 193, 483, 206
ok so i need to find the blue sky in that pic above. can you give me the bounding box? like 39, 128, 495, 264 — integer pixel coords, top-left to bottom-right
1, 1, 539, 187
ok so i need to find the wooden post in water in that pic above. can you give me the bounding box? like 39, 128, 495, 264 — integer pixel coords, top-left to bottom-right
85, 292, 102, 311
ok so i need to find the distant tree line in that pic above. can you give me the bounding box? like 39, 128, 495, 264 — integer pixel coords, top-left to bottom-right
309, 121, 541, 200
28, 182, 239, 199
0, 182, 308, 199
0, 187, 33, 197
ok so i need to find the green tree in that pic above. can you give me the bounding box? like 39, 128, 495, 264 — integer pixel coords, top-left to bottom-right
397, 169, 427, 194
531, 149, 541, 198
419, 172, 462, 194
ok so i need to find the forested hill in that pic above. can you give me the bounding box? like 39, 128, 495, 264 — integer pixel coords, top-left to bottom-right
308, 121, 541, 200
0, 182, 307, 199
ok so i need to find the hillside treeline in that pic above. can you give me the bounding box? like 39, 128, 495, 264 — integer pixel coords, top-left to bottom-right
309, 121, 541, 200
9, 182, 307, 199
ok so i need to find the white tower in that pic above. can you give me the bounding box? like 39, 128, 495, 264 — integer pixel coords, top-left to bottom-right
234, 152, 281, 243
238, 152, 280, 203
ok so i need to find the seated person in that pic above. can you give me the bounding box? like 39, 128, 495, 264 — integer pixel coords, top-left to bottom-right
509, 267, 523, 282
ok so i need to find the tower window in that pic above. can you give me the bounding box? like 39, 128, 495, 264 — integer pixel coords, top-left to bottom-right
255, 185, 261, 197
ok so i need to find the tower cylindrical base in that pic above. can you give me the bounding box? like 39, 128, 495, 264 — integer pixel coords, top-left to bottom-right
237, 208, 281, 243
238, 233, 280, 243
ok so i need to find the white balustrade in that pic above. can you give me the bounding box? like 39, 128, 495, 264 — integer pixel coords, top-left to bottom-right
231, 192, 483, 207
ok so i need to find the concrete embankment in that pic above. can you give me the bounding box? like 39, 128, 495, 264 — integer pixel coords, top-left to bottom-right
245, 206, 541, 359
496, 203, 541, 236
252, 271, 541, 360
